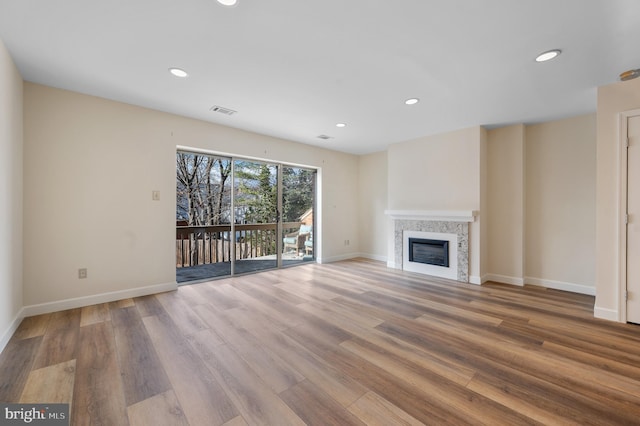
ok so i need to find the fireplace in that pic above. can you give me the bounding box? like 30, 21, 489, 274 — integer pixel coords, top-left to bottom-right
408, 238, 449, 267
385, 210, 476, 282
401, 230, 460, 280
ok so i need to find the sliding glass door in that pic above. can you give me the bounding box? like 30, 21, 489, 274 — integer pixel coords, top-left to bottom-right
176, 152, 233, 282
176, 151, 316, 283
233, 159, 279, 274
281, 166, 316, 267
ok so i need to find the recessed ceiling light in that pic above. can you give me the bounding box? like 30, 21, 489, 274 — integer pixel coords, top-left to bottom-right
336, 123, 346, 128
169, 68, 188, 78
405, 98, 419, 105
216, 0, 238, 6
535, 49, 561, 62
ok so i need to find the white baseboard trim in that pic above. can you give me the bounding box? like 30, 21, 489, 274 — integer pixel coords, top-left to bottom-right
317, 252, 361, 264
0, 307, 26, 355
483, 274, 525, 286
468, 276, 482, 285
594, 306, 620, 322
22, 281, 178, 318
356, 253, 388, 263
319, 253, 387, 264
524, 276, 595, 296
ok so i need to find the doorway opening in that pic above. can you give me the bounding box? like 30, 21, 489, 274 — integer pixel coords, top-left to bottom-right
620, 111, 640, 324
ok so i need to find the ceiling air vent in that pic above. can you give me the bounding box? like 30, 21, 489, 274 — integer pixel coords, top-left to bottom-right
317, 134, 332, 140
210, 105, 237, 115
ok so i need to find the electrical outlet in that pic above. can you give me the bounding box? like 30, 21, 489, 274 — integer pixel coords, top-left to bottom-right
344, 239, 350, 246
78, 268, 87, 279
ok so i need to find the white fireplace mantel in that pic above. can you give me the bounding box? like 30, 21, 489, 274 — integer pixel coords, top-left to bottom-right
385, 210, 474, 282
384, 210, 477, 222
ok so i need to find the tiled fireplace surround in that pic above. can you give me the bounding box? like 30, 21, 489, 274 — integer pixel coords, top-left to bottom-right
385, 210, 477, 283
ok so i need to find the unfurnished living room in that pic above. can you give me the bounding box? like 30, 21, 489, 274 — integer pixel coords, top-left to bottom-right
2, 1, 640, 425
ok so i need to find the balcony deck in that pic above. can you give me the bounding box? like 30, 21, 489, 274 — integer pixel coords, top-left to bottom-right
176, 222, 314, 283
176, 255, 314, 283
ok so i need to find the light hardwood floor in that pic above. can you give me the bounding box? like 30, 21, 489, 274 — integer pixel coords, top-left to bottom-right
2, 259, 640, 425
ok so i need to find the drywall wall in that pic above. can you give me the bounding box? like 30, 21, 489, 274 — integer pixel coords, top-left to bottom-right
388, 126, 481, 210
387, 126, 483, 281
486, 125, 525, 284
23, 83, 359, 307
14, 78, 610, 319
596, 77, 640, 321
525, 114, 596, 294
0, 39, 23, 350
479, 127, 488, 280
358, 151, 388, 261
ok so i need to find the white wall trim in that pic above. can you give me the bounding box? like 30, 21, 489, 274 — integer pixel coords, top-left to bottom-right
22, 282, 178, 317
316, 252, 361, 264
617, 111, 630, 322
483, 274, 525, 286
0, 307, 26, 355
594, 306, 620, 322
385, 210, 477, 222
615, 109, 640, 323
524, 276, 595, 296
469, 275, 482, 285
357, 253, 388, 262
403, 231, 458, 280
319, 252, 388, 264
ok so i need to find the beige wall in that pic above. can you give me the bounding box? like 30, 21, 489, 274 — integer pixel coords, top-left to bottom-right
388, 127, 481, 210
596, 77, 640, 321
525, 114, 596, 293
7, 62, 618, 325
486, 124, 525, 284
479, 127, 488, 279
23, 83, 359, 307
387, 126, 483, 281
0, 39, 23, 349
358, 151, 388, 260
367, 118, 596, 293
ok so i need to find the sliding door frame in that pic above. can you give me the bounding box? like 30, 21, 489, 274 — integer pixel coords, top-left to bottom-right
176, 147, 317, 280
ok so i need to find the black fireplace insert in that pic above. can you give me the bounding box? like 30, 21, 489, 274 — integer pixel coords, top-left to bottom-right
408, 238, 449, 267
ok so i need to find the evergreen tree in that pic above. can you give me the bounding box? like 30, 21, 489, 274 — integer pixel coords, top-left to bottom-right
235, 162, 277, 223
283, 167, 315, 222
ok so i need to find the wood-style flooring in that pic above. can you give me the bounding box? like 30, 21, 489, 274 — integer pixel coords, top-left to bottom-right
2, 259, 640, 425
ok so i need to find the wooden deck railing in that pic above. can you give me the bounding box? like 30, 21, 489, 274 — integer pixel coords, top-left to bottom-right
176, 222, 302, 268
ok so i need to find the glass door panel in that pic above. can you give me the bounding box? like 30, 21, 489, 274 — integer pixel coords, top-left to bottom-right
233, 160, 278, 274
281, 166, 316, 266
176, 152, 232, 282
178, 151, 316, 283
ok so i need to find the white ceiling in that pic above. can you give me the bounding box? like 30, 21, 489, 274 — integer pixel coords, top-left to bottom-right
1, 0, 639, 154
